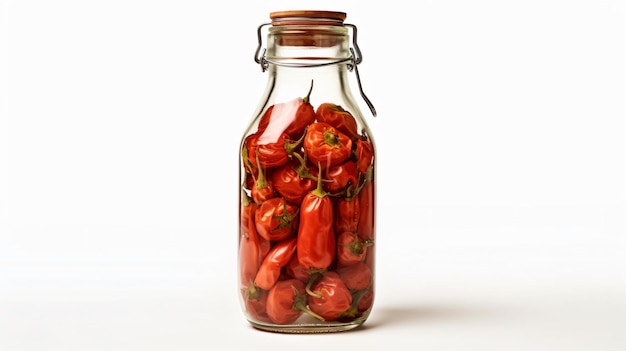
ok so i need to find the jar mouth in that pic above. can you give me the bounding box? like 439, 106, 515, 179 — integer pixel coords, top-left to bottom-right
270, 10, 346, 26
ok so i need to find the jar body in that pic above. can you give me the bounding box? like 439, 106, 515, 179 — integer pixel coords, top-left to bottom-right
238, 14, 376, 333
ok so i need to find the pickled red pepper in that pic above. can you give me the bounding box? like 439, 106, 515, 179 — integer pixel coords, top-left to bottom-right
239, 94, 376, 326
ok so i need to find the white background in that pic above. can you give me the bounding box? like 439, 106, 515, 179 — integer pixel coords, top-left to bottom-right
1, 0, 625, 350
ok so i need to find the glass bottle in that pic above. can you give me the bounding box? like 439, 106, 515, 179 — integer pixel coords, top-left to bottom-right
238, 10, 377, 333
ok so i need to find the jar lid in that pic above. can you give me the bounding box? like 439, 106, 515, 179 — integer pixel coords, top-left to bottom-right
269, 10, 347, 26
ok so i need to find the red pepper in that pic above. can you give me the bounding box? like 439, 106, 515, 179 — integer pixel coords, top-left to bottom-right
239, 193, 261, 288
357, 168, 375, 241
257, 81, 316, 139
297, 162, 336, 270
284, 254, 310, 283
304, 122, 352, 169
353, 139, 374, 174
357, 289, 374, 313
270, 153, 317, 205
259, 235, 271, 265
315, 103, 359, 141
323, 160, 358, 194
336, 261, 372, 291
254, 236, 297, 290
251, 174, 274, 206
306, 272, 353, 322
334, 194, 360, 234
246, 131, 302, 169
242, 284, 271, 323
255, 197, 299, 242
266, 279, 323, 324
336, 288, 373, 321
241, 144, 256, 190
336, 231, 372, 266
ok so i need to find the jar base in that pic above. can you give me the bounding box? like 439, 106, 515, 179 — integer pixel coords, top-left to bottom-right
248, 313, 370, 334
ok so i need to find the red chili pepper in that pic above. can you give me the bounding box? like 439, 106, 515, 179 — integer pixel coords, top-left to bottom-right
259, 235, 271, 264
255, 197, 299, 242
254, 236, 297, 290
246, 131, 302, 170
284, 254, 310, 283
357, 168, 375, 241
258, 80, 316, 139
304, 122, 352, 169
323, 160, 358, 194
336, 261, 372, 291
250, 172, 275, 205
270, 153, 317, 205
266, 279, 323, 324
239, 193, 261, 288
315, 103, 360, 141
242, 283, 272, 323
241, 144, 256, 190
297, 162, 336, 270
357, 289, 374, 313
334, 195, 360, 234
337, 288, 373, 321
306, 272, 353, 322
353, 139, 374, 174
336, 231, 372, 266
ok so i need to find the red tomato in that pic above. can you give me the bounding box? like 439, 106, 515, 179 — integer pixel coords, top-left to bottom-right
304, 122, 352, 169
307, 272, 353, 322
315, 103, 359, 141
255, 198, 299, 242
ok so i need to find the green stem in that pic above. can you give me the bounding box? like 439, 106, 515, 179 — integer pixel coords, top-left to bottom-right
310, 162, 328, 198
284, 128, 307, 156
305, 272, 323, 298
303, 80, 314, 104
292, 286, 325, 321
272, 199, 299, 231
254, 151, 268, 189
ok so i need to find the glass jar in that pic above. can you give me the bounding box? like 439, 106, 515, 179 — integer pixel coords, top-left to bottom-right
238, 10, 377, 333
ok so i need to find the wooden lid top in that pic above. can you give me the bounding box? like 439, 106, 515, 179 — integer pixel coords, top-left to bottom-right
269, 10, 347, 26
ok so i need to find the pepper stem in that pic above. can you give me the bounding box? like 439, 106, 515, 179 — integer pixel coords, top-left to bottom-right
338, 288, 370, 320
272, 199, 299, 231
303, 80, 314, 104
284, 128, 307, 156
310, 162, 328, 198
323, 130, 341, 148
254, 150, 268, 189
292, 285, 325, 322
305, 272, 323, 298
243, 280, 262, 301
291, 152, 332, 183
